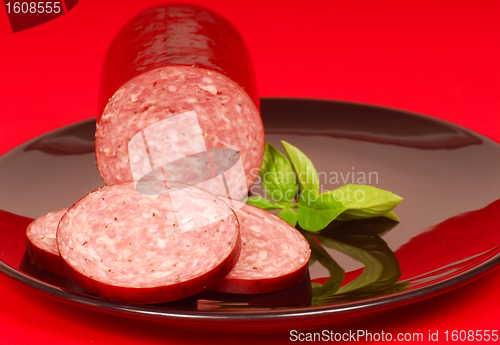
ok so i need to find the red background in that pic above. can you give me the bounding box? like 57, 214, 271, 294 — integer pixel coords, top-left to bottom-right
1, 0, 499, 343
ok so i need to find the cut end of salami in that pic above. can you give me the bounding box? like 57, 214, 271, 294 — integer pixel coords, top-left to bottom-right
26, 208, 67, 276
57, 182, 240, 304
211, 202, 311, 294
95, 4, 264, 200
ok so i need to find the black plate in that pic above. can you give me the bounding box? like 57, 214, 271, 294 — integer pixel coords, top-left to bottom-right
1, 98, 500, 330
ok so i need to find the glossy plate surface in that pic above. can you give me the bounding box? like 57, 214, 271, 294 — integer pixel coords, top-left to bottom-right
1, 98, 499, 330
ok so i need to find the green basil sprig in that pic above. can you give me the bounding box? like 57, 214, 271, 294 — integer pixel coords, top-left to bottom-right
246, 141, 403, 232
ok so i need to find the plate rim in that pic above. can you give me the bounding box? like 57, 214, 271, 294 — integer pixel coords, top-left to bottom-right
2, 248, 499, 325
1, 97, 500, 327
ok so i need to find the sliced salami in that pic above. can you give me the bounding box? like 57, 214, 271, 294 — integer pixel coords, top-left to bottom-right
26, 209, 67, 276
95, 4, 264, 200
211, 202, 311, 294
57, 182, 240, 304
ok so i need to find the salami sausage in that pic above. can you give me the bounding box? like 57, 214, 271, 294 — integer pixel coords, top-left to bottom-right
95, 4, 264, 199
57, 182, 241, 304
211, 202, 311, 294
26, 209, 67, 276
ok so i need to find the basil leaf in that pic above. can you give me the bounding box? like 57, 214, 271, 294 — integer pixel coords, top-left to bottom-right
260, 143, 297, 203
274, 201, 295, 209
297, 190, 346, 231
315, 234, 383, 294
330, 184, 403, 221
245, 196, 281, 210
382, 211, 400, 221
302, 232, 344, 299
277, 208, 297, 227
281, 141, 319, 193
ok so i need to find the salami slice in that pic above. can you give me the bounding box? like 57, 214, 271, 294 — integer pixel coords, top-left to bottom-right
211, 202, 311, 294
57, 182, 240, 304
26, 209, 67, 276
95, 4, 264, 200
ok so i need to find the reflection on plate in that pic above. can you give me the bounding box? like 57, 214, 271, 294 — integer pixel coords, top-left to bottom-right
1, 98, 500, 330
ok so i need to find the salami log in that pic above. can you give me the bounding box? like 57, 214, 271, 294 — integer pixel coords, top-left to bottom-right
26, 209, 67, 276
57, 182, 241, 304
211, 202, 311, 294
95, 4, 264, 200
